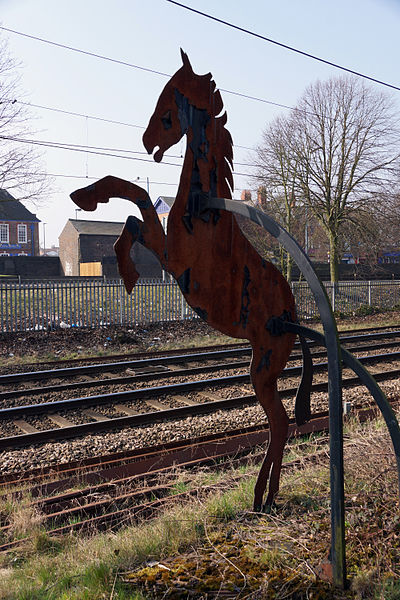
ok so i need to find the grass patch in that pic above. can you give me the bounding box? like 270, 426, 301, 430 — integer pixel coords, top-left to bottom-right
0, 414, 399, 598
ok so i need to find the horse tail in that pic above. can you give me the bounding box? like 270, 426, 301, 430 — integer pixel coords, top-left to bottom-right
294, 334, 313, 426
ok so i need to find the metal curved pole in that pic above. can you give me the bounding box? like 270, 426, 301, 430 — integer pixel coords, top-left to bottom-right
208, 197, 345, 585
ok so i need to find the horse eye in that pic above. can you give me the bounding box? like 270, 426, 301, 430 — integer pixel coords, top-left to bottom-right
161, 110, 172, 130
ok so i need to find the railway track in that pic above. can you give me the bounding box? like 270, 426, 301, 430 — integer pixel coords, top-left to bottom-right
1, 322, 395, 376
0, 331, 400, 450
1, 324, 399, 377
0, 324, 399, 553
0, 349, 399, 450
0, 399, 394, 553
1, 328, 400, 399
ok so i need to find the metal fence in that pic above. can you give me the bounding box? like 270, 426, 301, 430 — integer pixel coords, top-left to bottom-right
0, 278, 399, 333
0, 279, 197, 333
291, 280, 400, 320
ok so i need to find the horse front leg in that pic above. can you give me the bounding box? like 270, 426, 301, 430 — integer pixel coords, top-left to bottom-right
70, 176, 167, 292
114, 216, 144, 293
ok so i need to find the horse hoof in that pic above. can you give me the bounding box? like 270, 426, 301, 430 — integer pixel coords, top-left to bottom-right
262, 502, 277, 514
295, 411, 311, 427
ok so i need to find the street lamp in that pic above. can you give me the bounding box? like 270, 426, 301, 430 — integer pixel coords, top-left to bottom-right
136, 177, 150, 194
75, 208, 82, 220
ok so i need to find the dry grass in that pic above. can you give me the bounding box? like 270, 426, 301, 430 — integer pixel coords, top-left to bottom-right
6, 502, 44, 541
0, 414, 399, 598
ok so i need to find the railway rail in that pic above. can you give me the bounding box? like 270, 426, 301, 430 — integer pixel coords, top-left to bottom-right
1, 328, 400, 402
0, 350, 398, 440
1, 324, 399, 379
0, 399, 395, 553
0, 327, 399, 452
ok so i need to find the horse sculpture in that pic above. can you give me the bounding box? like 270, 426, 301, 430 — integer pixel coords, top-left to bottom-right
71, 50, 312, 511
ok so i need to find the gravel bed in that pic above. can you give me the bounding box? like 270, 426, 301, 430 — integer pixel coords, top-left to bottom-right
0, 345, 399, 411
0, 415, 57, 437
0, 380, 399, 475
0, 353, 397, 438
0, 420, 20, 437
0, 366, 252, 410
21, 414, 59, 432
0, 403, 268, 474
0, 314, 400, 475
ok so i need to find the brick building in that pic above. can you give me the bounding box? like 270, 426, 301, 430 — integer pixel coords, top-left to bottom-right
0, 189, 40, 256
59, 219, 162, 278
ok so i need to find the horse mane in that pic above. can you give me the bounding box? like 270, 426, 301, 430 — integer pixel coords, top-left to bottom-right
213, 111, 234, 199
201, 76, 234, 199
179, 68, 234, 199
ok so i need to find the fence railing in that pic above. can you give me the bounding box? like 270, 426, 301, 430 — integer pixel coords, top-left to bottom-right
291, 280, 400, 320
0, 278, 399, 333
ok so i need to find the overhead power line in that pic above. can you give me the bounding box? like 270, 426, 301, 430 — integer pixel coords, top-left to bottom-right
0, 134, 183, 166
7, 136, 183, 159
22, 171, 179, 185
1, 24, 369, 137
165, 0, 400, 92
0, 134, 260, 174
14, 99, 257, 151
18, 100, 146, 130
0, 25, 171, 78
0, 24, 346, 119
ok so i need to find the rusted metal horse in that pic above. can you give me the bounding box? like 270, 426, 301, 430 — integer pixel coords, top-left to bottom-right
71, 51, 312, 510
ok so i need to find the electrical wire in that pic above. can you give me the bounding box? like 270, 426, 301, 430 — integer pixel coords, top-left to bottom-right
23, 172, 254, 200
0, 134, 183, 166
21, 171, 179, 185
0, 25, 171, 78
0, 25, 301, 107
0, 24, 372, 141
10, 99, 257, 151
0, 24, 371, 129
0, 134, 260, 170
7, 136, 183, 159
18, 100, 146, 130
165, 0, 400, 92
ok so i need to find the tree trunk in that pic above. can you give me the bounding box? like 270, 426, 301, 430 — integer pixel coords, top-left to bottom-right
285, 252, 292, 284
328, 231, 340, 283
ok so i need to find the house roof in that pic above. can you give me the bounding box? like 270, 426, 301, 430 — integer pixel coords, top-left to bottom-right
154, 196, 175, 214
0, 189, 40, 222
69, 219, 125, 236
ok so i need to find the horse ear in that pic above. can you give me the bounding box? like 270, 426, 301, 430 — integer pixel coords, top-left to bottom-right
180, 49, 193, 72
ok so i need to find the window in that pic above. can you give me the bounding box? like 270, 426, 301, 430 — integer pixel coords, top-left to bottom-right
17, 224, 27, 244
0, 224, 9, 243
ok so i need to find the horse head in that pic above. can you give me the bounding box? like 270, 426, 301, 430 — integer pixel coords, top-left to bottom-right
143, 50, 223, 163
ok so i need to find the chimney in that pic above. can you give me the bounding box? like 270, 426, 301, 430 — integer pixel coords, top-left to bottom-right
241, 190, 252, 202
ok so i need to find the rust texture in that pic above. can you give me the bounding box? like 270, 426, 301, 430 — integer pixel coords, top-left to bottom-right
71, 51, 311, 510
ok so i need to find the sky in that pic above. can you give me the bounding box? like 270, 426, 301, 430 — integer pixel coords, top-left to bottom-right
0, 0, 400, 248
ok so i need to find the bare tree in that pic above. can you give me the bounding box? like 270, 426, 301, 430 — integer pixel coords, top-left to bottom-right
291, 76, 400, 282
252, 116, 301, 282
0, 34, 47, 204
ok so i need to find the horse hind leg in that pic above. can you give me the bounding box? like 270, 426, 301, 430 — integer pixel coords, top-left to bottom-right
251, 358, 289, 511
114, 215, 143, 293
